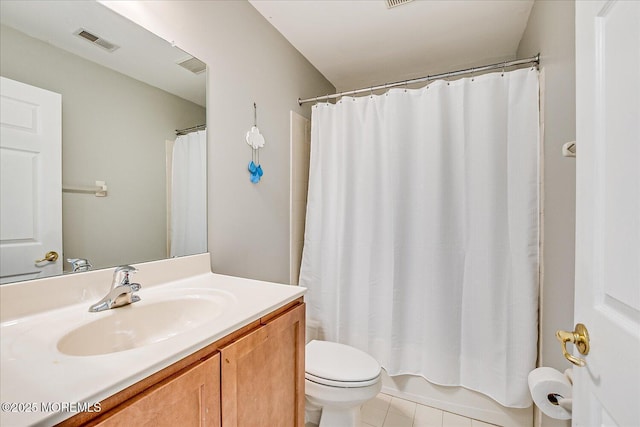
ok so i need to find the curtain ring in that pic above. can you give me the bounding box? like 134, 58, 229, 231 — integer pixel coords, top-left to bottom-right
370, 87, 374, 99
404, 81, 408, 93
471, 68, 475, 82
502, 61, 506, 77
326, 94, 330, 105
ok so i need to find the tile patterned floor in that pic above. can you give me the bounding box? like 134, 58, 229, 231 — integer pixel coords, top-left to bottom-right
305, 392, 499, 427
360, 393, 498, 427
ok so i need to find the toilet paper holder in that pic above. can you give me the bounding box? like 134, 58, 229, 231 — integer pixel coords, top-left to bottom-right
548, 393, 573, 412
556, 323, 590, 367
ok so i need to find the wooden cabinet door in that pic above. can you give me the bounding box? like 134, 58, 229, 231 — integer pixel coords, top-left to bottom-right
221, 303, 305, 427
93, 354, 221, 427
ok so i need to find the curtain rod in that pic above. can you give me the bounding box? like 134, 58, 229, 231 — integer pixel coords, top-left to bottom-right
298, 54, 540, 106
175, 124, 206, 135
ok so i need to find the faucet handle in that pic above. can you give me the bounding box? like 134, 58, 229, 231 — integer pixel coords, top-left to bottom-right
114, 265, 137, 274
112, 265, 138, 286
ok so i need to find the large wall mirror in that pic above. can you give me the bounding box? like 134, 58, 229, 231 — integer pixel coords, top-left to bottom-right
0, 1, 207, 284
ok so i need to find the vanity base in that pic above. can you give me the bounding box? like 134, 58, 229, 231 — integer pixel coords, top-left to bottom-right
59, 300, 305, 427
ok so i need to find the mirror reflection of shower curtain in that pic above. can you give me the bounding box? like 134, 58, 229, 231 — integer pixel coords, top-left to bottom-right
170, 130, 207, 257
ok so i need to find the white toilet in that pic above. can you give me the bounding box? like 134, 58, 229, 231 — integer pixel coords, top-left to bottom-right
305, 340, 382, 427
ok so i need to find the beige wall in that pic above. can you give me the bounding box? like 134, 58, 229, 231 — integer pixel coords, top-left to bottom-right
101, 0, 335, 284
517, 1, 576, 426
0, 24, 206, 272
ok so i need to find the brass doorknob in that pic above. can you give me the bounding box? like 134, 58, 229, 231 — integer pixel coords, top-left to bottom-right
556, 323, 590, 367
35, 251, 59, 263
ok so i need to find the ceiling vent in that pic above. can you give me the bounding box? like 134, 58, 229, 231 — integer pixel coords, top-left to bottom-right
177, 56, 207, 75
386, 0, 414, 8
74, 29, 119, 52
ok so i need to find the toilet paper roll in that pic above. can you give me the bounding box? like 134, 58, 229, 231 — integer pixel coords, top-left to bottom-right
528, 367, 573, 420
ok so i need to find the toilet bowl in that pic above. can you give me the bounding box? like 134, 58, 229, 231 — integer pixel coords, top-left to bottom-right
305, 340, 382, 427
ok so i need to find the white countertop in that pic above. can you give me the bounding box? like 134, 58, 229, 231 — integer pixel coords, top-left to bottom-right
0, 255, 305, 426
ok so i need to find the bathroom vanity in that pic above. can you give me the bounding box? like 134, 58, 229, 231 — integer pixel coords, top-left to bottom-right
63, 300, 304, 426
0, 254, 306, 426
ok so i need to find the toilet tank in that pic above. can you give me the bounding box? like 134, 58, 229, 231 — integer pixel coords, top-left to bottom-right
306, 318, 321, 343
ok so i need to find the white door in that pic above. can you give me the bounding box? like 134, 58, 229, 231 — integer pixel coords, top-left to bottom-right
573, 1, 640, 426
0, 77, 62, 284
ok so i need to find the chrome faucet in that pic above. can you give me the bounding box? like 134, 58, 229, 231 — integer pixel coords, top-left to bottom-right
67, 258, 92, 272
88, 265, 141, 312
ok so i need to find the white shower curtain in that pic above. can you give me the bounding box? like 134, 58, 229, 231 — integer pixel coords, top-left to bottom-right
170, 130, 207, 257
299, 68, 539, 408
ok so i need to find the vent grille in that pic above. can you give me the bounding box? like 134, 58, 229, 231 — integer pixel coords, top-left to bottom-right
386, 0, 414, 8
177, 56, 207, 75
74, 29, 119, 52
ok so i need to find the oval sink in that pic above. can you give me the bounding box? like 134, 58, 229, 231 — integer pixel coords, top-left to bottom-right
57, 297, 223, 356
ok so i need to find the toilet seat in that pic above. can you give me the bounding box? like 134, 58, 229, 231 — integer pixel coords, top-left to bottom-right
305, 371, 380, 388
306, 340, 381, 388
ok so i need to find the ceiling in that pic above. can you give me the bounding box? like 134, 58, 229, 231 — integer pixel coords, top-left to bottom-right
0, 0, 205, 107
249, 0, 534, 92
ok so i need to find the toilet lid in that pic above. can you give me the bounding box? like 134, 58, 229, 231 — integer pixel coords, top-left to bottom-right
306, 340, 381, 383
